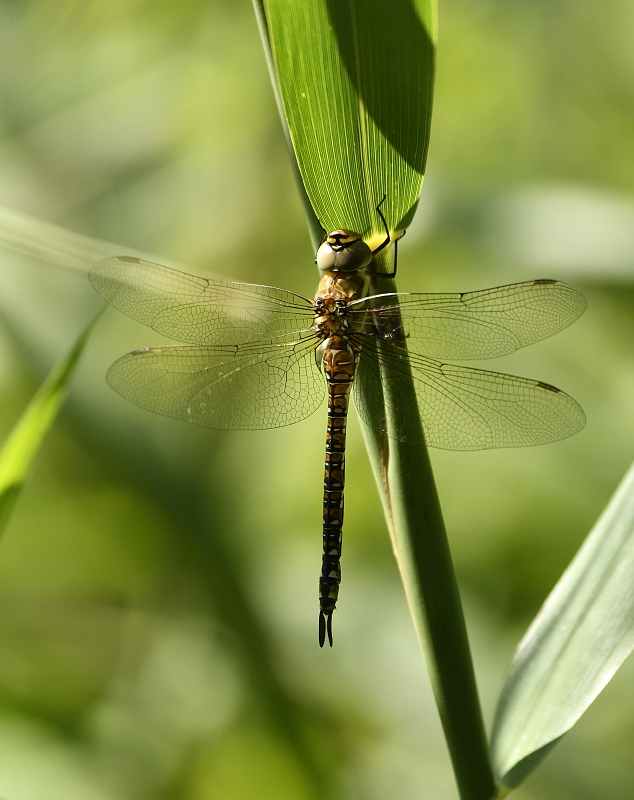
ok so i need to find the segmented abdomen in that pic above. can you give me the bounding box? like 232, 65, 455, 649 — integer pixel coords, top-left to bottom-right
319, 336, 356, 647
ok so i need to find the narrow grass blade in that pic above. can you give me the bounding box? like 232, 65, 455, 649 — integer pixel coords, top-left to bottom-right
0, 310, 103, 535
0, 204, 120, 275
262, 0, 436, 244
0, 204, 199, 277
491, 460, 634, 791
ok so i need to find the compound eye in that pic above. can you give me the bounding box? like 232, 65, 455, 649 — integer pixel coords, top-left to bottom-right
316, 240, 337, 272
334, 239, 372, 271
316, 230, 372, 272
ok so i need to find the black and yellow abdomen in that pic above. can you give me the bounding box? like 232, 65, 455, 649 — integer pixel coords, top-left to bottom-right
319, 335, 357, 647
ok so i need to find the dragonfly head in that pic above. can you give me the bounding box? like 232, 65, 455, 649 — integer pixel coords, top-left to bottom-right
316, 230, 372, 273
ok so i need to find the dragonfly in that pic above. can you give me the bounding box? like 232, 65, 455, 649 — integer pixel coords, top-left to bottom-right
89, 216, 586, 647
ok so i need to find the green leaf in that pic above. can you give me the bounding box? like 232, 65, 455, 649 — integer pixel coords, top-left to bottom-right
262, 0, 436, 245
491, 460, 634, 791
0, 310, 103, 536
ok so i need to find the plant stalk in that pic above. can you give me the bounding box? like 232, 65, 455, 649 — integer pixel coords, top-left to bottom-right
360, 258, 496, 800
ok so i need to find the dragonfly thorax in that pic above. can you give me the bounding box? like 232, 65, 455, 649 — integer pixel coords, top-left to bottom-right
313, 269, 366, 338
316, 229, 372, 273
313, 296, 350, 339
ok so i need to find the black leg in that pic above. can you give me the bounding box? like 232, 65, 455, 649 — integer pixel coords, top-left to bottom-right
379, 239, 399, 279
371, 194, 391, 256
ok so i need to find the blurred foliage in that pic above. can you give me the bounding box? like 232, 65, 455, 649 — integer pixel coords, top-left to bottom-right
0, 0, 633, 798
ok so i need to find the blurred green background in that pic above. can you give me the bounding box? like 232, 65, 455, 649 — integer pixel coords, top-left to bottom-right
0, 0, 633, 798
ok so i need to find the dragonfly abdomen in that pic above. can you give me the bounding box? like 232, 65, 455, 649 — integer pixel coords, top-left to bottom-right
319, 336, 356, 647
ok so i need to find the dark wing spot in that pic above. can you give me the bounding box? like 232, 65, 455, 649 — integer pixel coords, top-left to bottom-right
536, 381, 560, 393
533, 278, 557, 285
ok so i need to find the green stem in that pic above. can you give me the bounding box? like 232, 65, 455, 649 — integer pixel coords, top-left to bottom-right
360, 255, 496, 800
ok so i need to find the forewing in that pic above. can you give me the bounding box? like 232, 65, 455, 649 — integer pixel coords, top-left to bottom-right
90, 256, 315, 345
353, 338, 585, 450
106, 337, 325, 430
348, 280, 586, 360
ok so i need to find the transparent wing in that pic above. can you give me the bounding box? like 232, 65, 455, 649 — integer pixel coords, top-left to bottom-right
353, 337, 585, 450
106, 336, 325, 430
90, 256, 315, 346
348, 280, 586, 360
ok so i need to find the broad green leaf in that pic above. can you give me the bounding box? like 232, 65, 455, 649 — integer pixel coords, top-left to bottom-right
491, 460, 634, 791
262, 0, 436, 245
0, 310, 102, 535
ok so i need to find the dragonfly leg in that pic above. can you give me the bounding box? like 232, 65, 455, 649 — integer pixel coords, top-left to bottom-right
370, 233, 406, 279
371, 194, 391, 257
